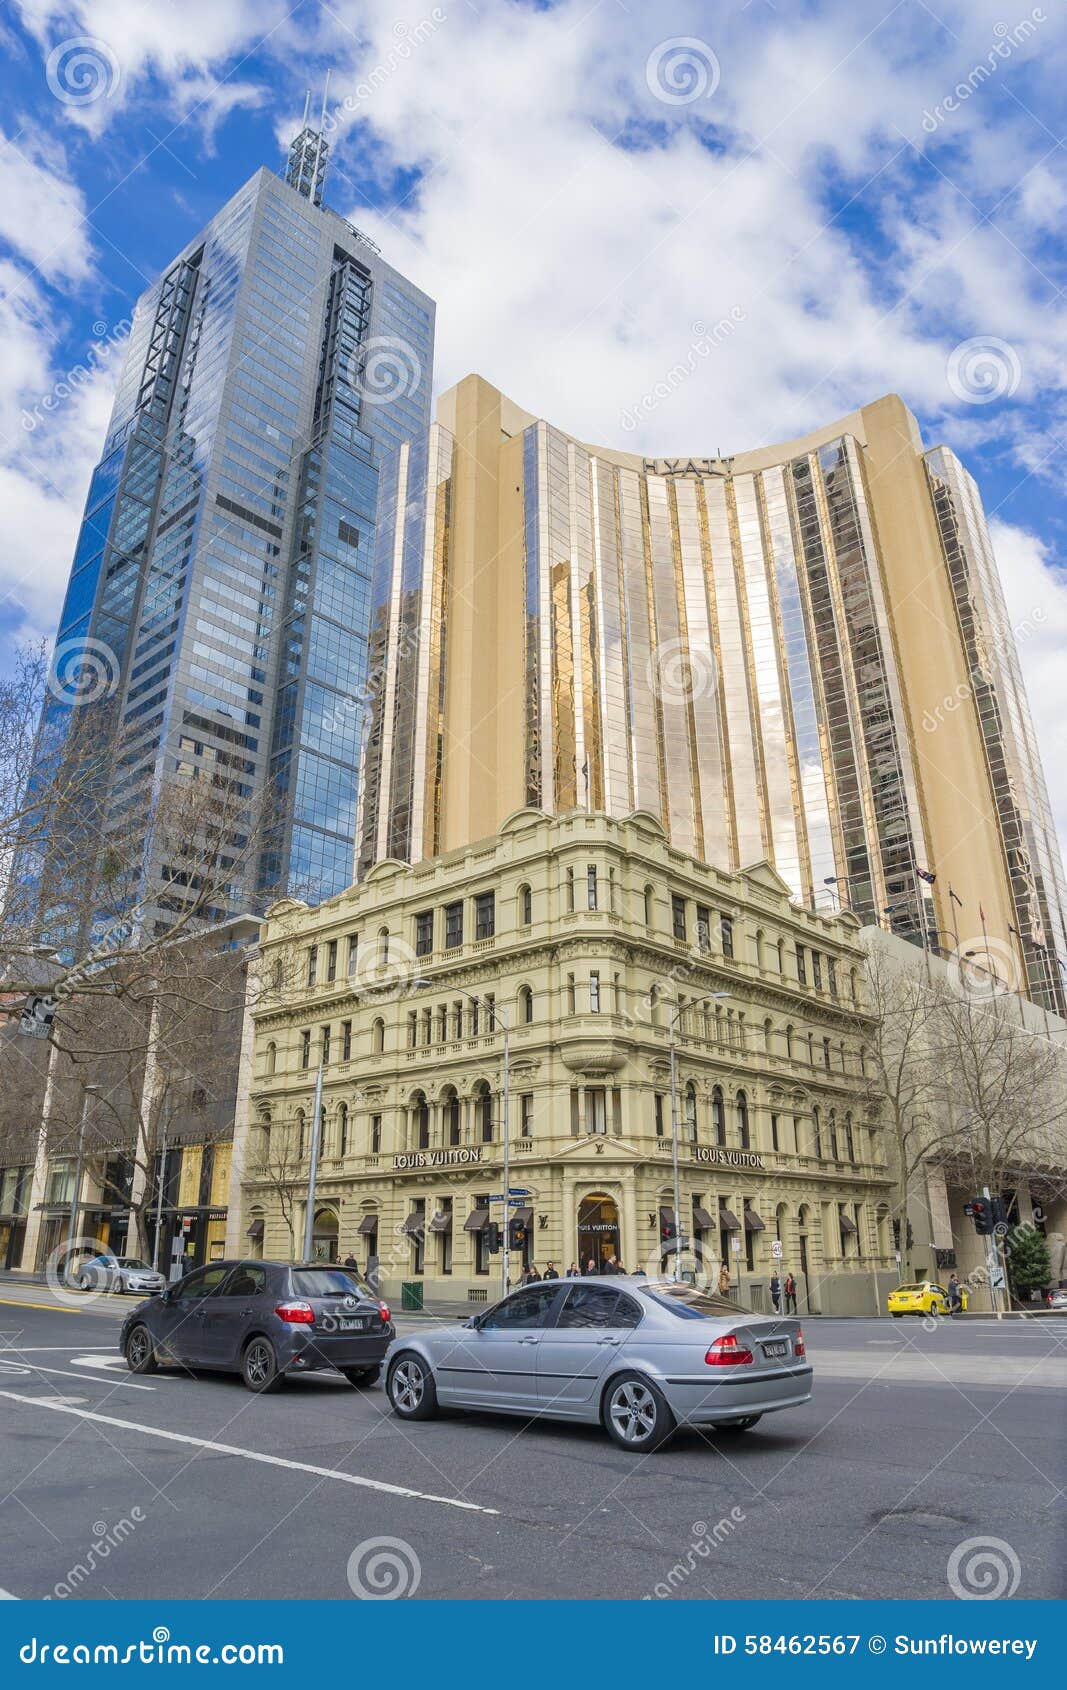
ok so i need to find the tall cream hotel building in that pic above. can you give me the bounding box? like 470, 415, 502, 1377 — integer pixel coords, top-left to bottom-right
234, 375, 1067, 1310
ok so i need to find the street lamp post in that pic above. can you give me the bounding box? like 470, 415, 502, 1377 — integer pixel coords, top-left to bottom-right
668, 992, 729, 1283
65, 1084, 99, 1285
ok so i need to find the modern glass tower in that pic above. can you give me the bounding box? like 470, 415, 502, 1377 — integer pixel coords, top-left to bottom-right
32, 121, 434, 932
357, 375, 1067, 1017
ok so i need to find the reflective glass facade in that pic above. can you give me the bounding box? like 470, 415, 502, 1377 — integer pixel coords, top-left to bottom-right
356, 378, 1065, 1015
32, 154, 434, 927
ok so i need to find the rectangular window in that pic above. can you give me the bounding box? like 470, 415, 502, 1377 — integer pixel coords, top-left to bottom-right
520, 1093, 534, 1136
587, 865, 598, 910
811, 951, 822, 990
696, 905, 711, 951
771, 1112, 780, 1152
407, 1011, 417, 1049
326, 939, 337, 983
589, 971, 601, 1013
823, 1038, 831, 1072
796, 945, 807, 984
475, 1194, 490, 1274
300, 1029, 311, 1069
341, 1020, 352, 1062
347, 934, 359, 976
320, 1025, 331, 1066
415, 910, 434, 956
827, 957, 838, 996
444, 901, 463, 949
307, 945, 318, 987
586, 1088, 607, 1134
452, 1002, 463, 1039
475, 891, 495, 939
440, 1198, 452, 1275
672, 894, 687, 940
720, 915, 734, 958
438, 1005, 448, 1042
485, 993, 496, 1031
470, 1000, 479, 1037
654, 1093, 665, 1137
370, 1115, 382, 1153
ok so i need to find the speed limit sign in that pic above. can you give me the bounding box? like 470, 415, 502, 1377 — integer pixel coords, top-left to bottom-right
771, 1240, 783, 1259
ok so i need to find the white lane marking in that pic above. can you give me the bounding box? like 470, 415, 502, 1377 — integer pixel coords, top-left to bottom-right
0, 1360, 154, 1391
69, 1354, 148, 1373
0, 1346, 116, 1354
0, 1390, 497, 1514
0, 1588, 19, 1599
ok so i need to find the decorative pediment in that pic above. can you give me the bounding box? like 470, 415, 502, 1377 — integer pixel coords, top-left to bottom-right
738, 858, 793, 900
552, 1135, 646, 1165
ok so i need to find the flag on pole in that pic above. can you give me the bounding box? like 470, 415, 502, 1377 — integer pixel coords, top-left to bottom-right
915, 865, 936, 884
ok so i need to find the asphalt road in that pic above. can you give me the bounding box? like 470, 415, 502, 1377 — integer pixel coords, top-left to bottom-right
0, 1283, 1063, 1602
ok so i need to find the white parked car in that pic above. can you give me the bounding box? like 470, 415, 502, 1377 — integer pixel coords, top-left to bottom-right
77, 1255, 167, 1296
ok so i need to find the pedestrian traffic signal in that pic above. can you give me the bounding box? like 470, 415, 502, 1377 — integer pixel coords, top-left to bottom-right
486, 1222, 502, 1253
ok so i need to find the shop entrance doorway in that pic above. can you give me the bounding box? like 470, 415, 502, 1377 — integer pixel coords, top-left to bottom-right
577, 1193, 621, 1271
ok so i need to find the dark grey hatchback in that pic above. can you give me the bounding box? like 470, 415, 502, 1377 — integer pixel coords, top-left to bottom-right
120, 1260, 394, 1392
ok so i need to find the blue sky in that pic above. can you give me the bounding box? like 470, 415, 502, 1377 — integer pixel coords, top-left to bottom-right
1, 0, 1065, 847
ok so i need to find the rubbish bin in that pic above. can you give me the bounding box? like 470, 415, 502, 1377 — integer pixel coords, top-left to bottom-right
401, 1281, 424, 1311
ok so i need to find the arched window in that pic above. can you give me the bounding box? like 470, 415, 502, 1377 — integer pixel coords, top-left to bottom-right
518, 883, 532, 926
377, 926, 390, 967
519, 985, 534, 1024
785, 1024, 794, 1060
338, 1103, 349, 1157
474, 1083, 494, 1143
371, 1017, 385, 1054
712, 1085, 726, 1146
265, 1041, 277, 1077
643, 884, 654, 928
763, 1018, 774, 1057
565, 866, 575, 913
649, 983, 663, 1027
413, 1091, 429, 1149
684, 1082, 698, 1143
318, 1106, 327, 1158
737, 1089, 750, 1150
443, 1088, 461, 1146
296, 1109, 306, 1161
829, 1110, 840, 1161
812, 1106, 823, 1159
755, 928, 765, 970
777, 937, 785, 973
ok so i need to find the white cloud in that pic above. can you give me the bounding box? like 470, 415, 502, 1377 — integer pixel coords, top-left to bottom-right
0, 129, 91, 281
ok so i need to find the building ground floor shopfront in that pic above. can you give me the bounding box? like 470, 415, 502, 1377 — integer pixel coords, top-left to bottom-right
238, 1141, 898, 1315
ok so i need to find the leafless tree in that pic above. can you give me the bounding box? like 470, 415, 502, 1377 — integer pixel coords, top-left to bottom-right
246, 1112, 305, 1258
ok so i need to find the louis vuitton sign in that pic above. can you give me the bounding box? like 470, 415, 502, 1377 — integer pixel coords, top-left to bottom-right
692, 1147, 765, 1170
393, 1148, 484, 1170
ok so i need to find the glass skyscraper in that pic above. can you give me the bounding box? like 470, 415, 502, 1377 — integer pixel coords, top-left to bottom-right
33, 124, 434, 932
357, 376, 1066, 1017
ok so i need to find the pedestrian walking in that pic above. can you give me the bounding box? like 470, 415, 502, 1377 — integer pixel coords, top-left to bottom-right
343, 1253, 358, 1270
770, 1272, 782, 1313
542, 1261, 559, 1279
784, 1270, 798, 1314
566, 1262, 581, 1278
718, 1261, 731, 1297
584, 1257, 598, 1275
947, 1272, 963, 1315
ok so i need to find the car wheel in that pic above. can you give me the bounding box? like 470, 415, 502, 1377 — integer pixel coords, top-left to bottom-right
711, 1414, 763, 1433
242, 1337, 285, 1393
75, 1274, 92, 1293
125, 1324, 158, 1374
891, 1311, 902, 1318
387, 1353, 438, 1420
341, 1367, 378, 1387
602, 1373, 675, 1452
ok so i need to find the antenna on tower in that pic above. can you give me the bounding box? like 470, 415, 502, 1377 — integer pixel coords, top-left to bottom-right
286, 76, 332, 208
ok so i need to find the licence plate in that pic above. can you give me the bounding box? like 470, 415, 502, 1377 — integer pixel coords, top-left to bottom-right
338, 1317, 368, 1331
762, 1340, 788, 1358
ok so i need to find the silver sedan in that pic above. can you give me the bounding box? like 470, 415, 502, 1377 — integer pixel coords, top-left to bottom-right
384, 1277, 812, 1451
77, 1255, 167, 1296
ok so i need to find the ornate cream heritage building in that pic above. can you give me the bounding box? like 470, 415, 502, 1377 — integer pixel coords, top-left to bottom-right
232, 810, 897, 1314
356, 376, 1066, 1017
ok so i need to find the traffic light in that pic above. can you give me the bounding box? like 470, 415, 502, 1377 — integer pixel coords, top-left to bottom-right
508, 1216, 527, 1251
661, 1211, 678, 1245
969, 1197, 995, 1235
486, 1222, 502, 1253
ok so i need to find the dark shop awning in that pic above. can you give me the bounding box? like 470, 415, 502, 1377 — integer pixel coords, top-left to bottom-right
464, 1207, 489, 1233
246, 1218, 265, 1240
428, 1209, 452, 1233
692, 1206, 716, 1230
401, 1212, 426, 1237
744, 1207, 766, 1232
718, 1207, 742, 1232
357, 1214, 379, 1235
839, 1214, 858, 1235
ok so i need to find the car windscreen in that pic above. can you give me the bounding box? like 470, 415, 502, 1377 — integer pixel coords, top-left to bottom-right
291, 1267, 374, 1299
117, 1259, 151, 1270
638, 1284, 746, 1320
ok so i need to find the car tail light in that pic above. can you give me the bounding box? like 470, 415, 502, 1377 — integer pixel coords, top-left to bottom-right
274, 1301, 314, 1324
378, 1303, 391, 1323
705, 1334, 754, 1366
794, 1327, 805, 1358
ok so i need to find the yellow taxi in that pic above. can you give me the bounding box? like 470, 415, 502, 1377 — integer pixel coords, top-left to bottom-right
887, 1280, 968, 1317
